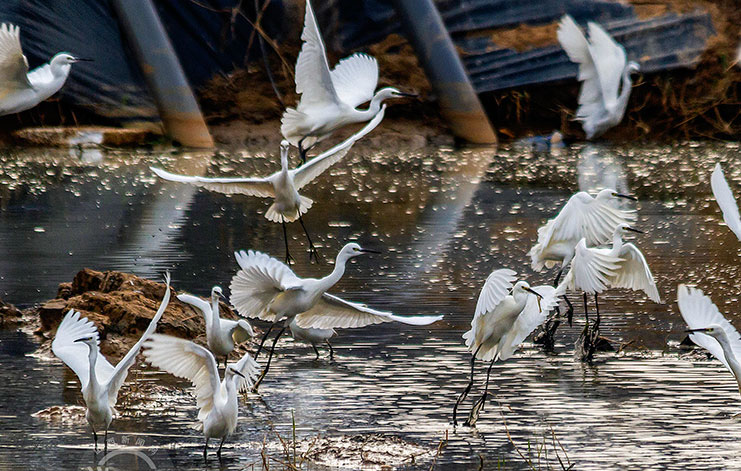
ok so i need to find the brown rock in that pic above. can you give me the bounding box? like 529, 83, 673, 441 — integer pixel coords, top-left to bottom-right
0, 298, 22, 326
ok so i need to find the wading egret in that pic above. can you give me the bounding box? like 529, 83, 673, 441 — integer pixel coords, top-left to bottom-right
177, 286, 255, 369
711, 163, 741, 241
289, 317, 336, 359
142, 334, 259, 458
229, 243, 443, 389
51, 273, 171, 451
678, 284, 741, 398
453, 269, 562, 426
281, 0, 414, 162
0, 23, 91, 115
557, 15, 639, 139
152, 108, 385, 264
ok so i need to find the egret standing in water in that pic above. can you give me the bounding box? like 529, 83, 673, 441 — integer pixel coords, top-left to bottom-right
289, 317, 336, 359
51, 274, 171, 451
711, 163, 741, 241
453, 269, 562, 426
678, 284, 741, 401
229, 243, 443, 390
0, 23, 91, 115
177, 286, 255, 369
281, 0, 414, 162
557, 15, 639, 139
143, 334, 259, 458
152, 108, 385, 264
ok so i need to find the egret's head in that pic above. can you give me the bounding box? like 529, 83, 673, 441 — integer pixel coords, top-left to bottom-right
52, 53, 93, 66
375, 87, 417, 102
74, 336, 97, 349
280, 140, 290, 153
211, 286, 224, 301
615, 223, 643, 236
596, 188, 637, 202
512, 281, 543, 299
687, 324, 724, 339
226, 366, 246, 379
339, 242, 381, 260
627, 61, 640, 74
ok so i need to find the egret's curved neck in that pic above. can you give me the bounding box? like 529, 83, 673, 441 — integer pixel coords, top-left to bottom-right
87, 345, 99, 389
280, 152, 289, 173
210, 296, 222, 334
611, 231, 625, 253
318, 254, 350, 292
616, 69, 634, 116
50, 62, 71, 81
355, 93, 385, 119
715, 331, 741, 393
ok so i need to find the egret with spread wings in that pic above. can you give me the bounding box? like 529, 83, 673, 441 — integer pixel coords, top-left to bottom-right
711, 163, 741, 242
152, 108, 385, 264
281, 0, 413, 162
0, 23, 91, 116
51, 273, 171, 451
229, 242, 443, 390
453, 269, 562, 426
557, 15, 639, 139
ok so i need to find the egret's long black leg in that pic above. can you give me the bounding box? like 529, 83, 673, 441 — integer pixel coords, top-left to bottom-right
104, 429, 108, 453
93, 430, 98, 452
465, 358, 496, 427
564, 295, 574, 326
326, 340, 334, 360
453, 345, 481, 426
553, 268, 564, 287
252, 326, 286, 392
224, 356, 228, 370
583, 292, 590, 324
594, 294, 601, 329
312, 343, 320, 359
282, 218, 294, 265
298, 215, 320, 263
217, 436, 226, 457
298, 138, 308, 165
254, 323, 275, 359
204, 438, 209, 460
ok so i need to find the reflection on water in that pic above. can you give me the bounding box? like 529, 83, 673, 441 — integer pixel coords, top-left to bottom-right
1, 141, 741, 470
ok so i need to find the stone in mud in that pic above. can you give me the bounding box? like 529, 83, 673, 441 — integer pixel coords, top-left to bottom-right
0, 298, 22, 326
302, 434, 433, 469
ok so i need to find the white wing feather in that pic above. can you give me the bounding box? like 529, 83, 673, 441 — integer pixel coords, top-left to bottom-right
0, 23, 31, 91
143, 334, 221, 422
151, 166, 275, 198
610, 243, 661, 303
330, 53, 379, 108
294, 0, 339, 109
474, 269, 517, 318
677, 285, 741, 372
557, 16, 602, 114
498, 285, 563, 361
560, 239, 622, 294
177, 293, 212, 325
222, 318, 255, 345
291, 105, 385, 189
294, 293, 443, 329
231, 352, 260, 393
711, 163, 741, 241
51, 310, 114, 390
586, 22, 626, 111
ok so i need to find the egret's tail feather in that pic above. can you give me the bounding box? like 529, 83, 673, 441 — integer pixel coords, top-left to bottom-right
281, 108, 307, 146
299, 195, 313, 216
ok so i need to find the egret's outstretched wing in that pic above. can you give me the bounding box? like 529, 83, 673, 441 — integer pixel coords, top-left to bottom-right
295, 293, 442, 329
0, 23, 31, 91
151, 167, 274, 198
178, 293, 212, 325
474, 269, 517, 318
221, 318, 254, 345
498, 285, 564, 361
229, 250, 301, 321
291, 106, 385, 189
610, 243, 661, 303
330, 53, 379, 108
586, 22, 626, 110
294, 0, 339, 109
711, 163, 741, 241
557, 16, 601, 115
105, 274, 171, 406
678, 285, 741, 371
230, 352, 260, 393
143, 334, 221, 421
52, 310, 114, 390
560, 239, 622, 294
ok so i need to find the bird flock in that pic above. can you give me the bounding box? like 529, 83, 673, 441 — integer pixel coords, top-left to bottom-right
0, 2, 734, 462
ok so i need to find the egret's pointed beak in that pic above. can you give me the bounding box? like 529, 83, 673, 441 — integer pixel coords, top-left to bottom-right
625, 227, 644, 234
525, 287, 543, 299
616, 193, 637, 201
395, 92, 418, 98
686, 328, 709, 334
74, 337, 92, 343
359, 248, 381, 254
231, 369, 246, 379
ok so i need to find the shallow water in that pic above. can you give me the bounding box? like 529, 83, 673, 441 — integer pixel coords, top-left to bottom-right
1, 140, 741, 470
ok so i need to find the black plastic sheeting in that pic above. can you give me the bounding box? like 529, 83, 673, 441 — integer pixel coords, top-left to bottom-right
0, 0, 283, 121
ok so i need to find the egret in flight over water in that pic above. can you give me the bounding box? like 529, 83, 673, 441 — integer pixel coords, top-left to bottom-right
0, 23, 91, 116
678, 284, 741, 402
453, 269, 562, 426
281, 0, 414, 162
557, 15, 639, 139
152, 108, 384, 264
51, 273, 171, 451
177, 286, 255, 369
711, 163, 741, 241
229, 243, 443, 390
143, 334, 259, 458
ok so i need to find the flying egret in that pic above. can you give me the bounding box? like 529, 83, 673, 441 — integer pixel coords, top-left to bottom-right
152, 107, 385, 264
0, 23, 91, 116
557, 15, 640, 139
289, 317, 336, 359
711, 163, 741, 241
142, 334, 259, 458
229, 243, 443, 390
51, 273, 171, 451
452, 269, 562, 426
678, 284, 741, 400
281, 0, 414, 162
177, 286, 255, 369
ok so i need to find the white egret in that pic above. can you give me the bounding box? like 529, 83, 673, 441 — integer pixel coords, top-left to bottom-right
177, 286, 255, 369
557, 15, 640, 139
152, 107, 385, 264
289, 317, 336, 359
280, 0, 414, 162
0, 23, 91, 116
711, 163, 741, 241
678, 284, 741, 398
229, 243, 443, 389
453, 269, 562, 426
142, 334, 259, 458
51, 273, 171, 451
